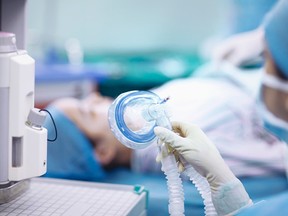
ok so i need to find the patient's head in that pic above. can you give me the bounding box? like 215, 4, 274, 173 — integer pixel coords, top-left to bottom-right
51, 93, 132, 169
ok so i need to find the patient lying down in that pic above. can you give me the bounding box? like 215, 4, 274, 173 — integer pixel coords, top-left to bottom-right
46, 71, 287, 180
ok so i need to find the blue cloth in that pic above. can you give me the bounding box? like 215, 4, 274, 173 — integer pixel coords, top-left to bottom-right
43, 106, 106, 181
264, 120, 288, 144
230, 0, 276, 34
238, 191, 288, 215
264, 0, 288, 78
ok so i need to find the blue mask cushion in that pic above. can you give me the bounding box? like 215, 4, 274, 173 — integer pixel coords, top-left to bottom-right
264, 0, 288, 79
43, 106, 106, 181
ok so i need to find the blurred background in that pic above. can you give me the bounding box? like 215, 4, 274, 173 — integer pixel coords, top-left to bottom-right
26, 0, 267, 108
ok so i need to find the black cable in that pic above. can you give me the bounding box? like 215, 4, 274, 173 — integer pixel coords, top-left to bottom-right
40, 109, 58, 142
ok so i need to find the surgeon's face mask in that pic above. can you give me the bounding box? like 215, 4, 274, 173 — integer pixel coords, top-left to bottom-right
258, 71, 288, 143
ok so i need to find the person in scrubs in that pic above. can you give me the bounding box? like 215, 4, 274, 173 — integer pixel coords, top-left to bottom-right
154, 0, 288, 215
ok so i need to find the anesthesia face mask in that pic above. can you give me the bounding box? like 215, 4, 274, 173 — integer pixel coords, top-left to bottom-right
108, 91, 170, 149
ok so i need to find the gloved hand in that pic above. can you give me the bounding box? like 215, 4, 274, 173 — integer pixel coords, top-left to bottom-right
212, 28, 264, 67
154, 121, 252, 216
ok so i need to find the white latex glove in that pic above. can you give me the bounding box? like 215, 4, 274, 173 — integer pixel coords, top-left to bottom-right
154, 121, 252, 216
212, 28, 264, 67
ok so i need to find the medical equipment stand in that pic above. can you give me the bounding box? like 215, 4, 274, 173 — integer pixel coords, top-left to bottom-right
0, 3, 147, 216
0, 31, 48, 204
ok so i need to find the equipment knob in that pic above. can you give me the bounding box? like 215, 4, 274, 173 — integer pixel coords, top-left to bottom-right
27, 108, 47, 128
0, 32, 17, 53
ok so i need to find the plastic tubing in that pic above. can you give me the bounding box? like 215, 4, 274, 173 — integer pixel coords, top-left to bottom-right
160, 145, 185, 216
183, 164, 217, 216
156, 115, 185, 216
155, 107, 216, 216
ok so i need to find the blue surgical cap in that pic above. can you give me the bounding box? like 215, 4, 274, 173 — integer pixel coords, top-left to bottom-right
43, 106, 106, 181
264, 0, 288, 79
230, 0, 276, 34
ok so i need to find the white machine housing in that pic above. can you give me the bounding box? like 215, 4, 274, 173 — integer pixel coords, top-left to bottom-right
0, 33, 47, 183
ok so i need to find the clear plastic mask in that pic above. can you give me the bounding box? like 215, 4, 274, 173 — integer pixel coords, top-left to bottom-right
108, 91, 168, 149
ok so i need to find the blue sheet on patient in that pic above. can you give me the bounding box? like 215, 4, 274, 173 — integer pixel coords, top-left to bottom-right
43, 106, 106, 181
